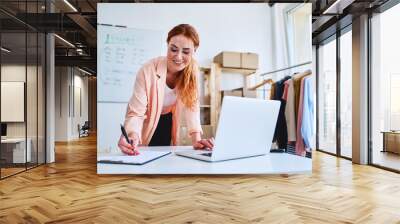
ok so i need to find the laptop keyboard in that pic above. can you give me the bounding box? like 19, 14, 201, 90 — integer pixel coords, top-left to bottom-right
201, 152, 212, 157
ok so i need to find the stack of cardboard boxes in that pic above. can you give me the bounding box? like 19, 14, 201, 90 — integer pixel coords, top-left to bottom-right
213, 51, 259, 98
213, 51, 259, 70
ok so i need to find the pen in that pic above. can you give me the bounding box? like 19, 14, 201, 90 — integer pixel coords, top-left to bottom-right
120, 124, 132, 146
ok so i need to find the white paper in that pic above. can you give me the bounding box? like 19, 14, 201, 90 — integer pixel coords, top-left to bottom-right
98, 151, 171, 164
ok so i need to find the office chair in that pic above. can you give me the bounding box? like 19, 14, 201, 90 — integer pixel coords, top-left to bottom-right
79, 121, 90, 138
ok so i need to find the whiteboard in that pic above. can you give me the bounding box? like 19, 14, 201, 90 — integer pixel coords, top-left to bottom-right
1, 82, 25, 122
97, 102, 127, 153
97, 25, 164, 103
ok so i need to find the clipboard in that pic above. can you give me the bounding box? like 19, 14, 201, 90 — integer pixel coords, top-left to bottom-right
98, 151, 171, 165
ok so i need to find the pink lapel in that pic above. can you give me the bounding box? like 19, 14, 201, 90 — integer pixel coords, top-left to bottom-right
155, 57, 168, 116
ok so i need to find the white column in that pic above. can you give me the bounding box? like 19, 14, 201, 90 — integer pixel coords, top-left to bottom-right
46, 32, 55, 163
45, 0, 56, 163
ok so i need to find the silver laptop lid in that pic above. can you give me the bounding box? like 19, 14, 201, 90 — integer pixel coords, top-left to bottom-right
211, 96, 280, 161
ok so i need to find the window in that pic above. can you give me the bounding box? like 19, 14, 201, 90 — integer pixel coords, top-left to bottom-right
340, 29, 352, 158
371, 2, 400, 171
318, 37, 337, 154
0, 1, 47, 179
286, 4, 312, 67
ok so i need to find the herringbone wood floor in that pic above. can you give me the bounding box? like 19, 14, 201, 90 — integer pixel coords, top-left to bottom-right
1, 134, 400, 223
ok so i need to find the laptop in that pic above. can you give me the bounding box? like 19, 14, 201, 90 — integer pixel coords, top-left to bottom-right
175, 96, 280, 162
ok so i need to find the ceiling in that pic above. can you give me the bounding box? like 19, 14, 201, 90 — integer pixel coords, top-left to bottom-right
0, 0, 394, 75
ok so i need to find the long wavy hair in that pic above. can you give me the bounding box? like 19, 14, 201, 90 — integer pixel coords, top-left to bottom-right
167, 24, 199, 109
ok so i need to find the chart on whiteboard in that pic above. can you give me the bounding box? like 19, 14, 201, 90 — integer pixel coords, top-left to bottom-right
98, 25, 163, 103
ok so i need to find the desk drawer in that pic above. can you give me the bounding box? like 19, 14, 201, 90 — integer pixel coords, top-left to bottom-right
0, 146, 14, 164
0, 140, 31, 163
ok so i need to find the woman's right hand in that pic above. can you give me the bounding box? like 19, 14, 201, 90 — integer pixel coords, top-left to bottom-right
118, 133, 140, 155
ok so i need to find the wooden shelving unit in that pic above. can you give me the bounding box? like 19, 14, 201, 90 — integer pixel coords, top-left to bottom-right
200, 63, 257, 135
199, 67, 214, 136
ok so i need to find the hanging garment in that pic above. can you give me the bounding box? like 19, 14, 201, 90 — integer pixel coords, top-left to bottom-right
272, 76, 291, 149
301, 76, 314, 150
282, 79, 296, 141
282, 81, 289, 100
270, 82, 276, 100
295, 74, 310, 156
293, 70, 312, 121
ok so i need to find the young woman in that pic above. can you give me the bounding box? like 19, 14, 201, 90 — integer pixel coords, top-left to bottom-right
118, 24, 214, 155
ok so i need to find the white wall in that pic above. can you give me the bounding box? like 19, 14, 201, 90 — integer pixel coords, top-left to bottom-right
98, 3, 274, 90
72, 73, 89, 137
269, 3, 312, 80
55, 67, 68, 141
291, 4, 312, 66
1, 64, 46, 163
1, 65, 39, 137
55, 67, 89, 141
1, 65, 26, 81
1, 65, 26, 139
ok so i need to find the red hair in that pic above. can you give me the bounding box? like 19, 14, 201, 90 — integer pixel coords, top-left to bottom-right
167, 24, 199, 109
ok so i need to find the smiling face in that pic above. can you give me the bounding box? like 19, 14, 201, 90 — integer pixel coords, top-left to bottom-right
166, 34, 196, 74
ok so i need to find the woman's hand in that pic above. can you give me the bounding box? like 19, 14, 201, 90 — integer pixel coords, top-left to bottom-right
117, 133, 140, 155
193, 137, 214, 150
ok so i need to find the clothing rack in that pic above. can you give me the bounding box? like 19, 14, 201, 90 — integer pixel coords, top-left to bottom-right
260, 61, 312, 76
248, 78, 273, 90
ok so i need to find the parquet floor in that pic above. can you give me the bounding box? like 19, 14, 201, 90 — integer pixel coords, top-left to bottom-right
1, 134, 400, 223
373, 151, 400, 171
1, 167, 25, 177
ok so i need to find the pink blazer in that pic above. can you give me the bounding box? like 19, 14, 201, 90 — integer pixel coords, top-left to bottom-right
124, 56, 203, 146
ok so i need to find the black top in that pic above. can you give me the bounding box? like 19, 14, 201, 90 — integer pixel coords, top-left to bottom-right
149, 112, 173, 146
272, 76, 291, 150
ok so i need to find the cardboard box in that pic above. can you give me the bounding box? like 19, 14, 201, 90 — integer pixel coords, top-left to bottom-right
222, 89, 243, 98
214, 51, 259, 69
213, 51, 241, 68
241, 52, 259, 69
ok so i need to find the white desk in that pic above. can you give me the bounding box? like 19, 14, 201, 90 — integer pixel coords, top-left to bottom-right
97, 146, 312, 174
1, 138, 31, 163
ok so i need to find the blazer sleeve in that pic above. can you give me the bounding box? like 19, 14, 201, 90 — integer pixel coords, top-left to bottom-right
124, 67, 148, 142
